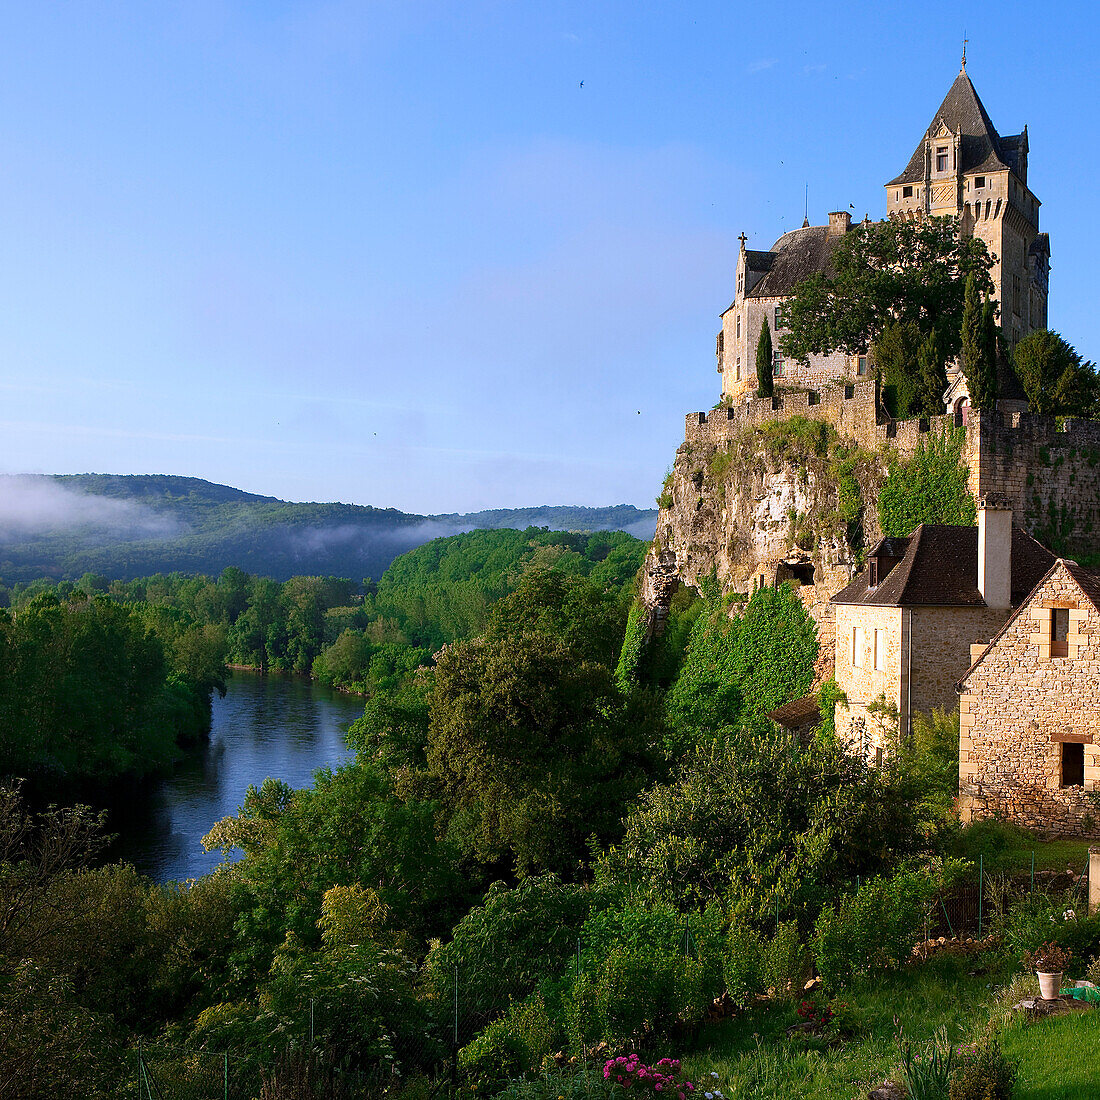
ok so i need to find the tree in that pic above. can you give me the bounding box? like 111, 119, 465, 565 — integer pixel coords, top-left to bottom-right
961, 273, 997, 411
871, 320, 923, 419
780, 216, 993, 363
601, 730, 921, 921
424, 631, 660, 877
756, 317, 774, 398
1011, 330, 1099, 417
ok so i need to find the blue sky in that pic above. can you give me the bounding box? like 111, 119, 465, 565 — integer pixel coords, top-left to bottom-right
1, 1, 1097, 513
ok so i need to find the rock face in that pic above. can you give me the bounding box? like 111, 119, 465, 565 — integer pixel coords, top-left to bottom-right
643, 416, 886, 657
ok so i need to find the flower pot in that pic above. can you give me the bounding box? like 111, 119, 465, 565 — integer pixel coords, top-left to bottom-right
1037, 971, 1063, 1000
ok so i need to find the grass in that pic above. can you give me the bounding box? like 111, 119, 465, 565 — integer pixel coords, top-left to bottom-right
680, 954, 1100, 1099
1002, 1009, 1100, 1099
948, 819, 1093, 875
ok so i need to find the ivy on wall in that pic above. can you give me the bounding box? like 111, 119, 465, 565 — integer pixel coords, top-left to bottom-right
877, 427, 975, 537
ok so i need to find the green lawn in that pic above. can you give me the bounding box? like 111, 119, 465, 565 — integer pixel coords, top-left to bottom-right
680, 956, 1100, 1099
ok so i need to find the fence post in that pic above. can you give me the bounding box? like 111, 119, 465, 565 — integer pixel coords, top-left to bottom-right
1091, 849, 1100, 917
451, 964, 459, 1087
978, 853, 984, 939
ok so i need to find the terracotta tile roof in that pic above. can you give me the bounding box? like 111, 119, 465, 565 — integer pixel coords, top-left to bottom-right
831, 524, 1056, 608
886, 70, 1011, 187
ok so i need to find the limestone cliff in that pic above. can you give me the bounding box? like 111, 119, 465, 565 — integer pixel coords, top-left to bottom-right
643, 416, 887, 655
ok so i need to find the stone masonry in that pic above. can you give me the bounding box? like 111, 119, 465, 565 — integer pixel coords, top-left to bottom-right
958, 561, 1100, 837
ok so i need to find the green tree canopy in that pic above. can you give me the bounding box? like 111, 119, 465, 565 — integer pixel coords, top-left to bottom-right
1011, 329, 1099, 417
780, 216, 993, 363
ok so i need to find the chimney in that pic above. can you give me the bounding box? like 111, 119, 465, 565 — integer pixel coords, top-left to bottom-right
978, 499, 1013, 609
827, 211, 851, 237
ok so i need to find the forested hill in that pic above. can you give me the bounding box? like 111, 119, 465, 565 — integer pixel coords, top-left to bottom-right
0, 473, 656, 583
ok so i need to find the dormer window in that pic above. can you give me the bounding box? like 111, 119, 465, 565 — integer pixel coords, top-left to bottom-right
974, 176, 986, 189
902, 186, 913, 199
869, 559, 878, 587
936, 147, 949, 172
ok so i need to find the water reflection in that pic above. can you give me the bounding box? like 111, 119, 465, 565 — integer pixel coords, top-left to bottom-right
111, 671, 364, 884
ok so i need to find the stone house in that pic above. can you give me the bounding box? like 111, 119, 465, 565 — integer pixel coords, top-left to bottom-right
957, 559, 1100, 836
828, 505, 1054, 758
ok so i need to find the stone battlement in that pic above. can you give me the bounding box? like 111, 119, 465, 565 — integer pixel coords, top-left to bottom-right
684, 378, 952, 457
682, 376, 1100, 560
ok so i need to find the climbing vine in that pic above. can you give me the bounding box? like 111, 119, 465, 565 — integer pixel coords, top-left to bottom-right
877, 427, 975, 536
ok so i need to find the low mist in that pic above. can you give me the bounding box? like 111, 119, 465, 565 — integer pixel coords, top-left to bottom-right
0, 476, 183, 543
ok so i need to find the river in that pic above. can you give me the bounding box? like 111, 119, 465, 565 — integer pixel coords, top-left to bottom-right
112, 670, 365, 883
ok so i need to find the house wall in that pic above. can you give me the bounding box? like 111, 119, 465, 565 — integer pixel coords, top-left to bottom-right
909, 606, 1008, 719
834, 603, 904, 758
958, 563, 1100, 836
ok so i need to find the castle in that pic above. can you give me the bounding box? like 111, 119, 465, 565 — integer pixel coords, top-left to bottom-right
645, 65, 1100, 835
716, 64, 1050, 420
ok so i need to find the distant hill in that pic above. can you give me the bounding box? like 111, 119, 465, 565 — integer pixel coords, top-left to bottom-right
0, 474, 656, 583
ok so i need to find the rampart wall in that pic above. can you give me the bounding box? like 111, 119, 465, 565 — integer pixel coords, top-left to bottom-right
682, 378, 1100, 561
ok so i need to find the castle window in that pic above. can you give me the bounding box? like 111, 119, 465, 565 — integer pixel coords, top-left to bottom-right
1051, 608, 1069, 658
874, 629, 885, 671
1062, 742, 1084, 788
902, 186, 913, 198
975, 176, 986, 189
852, 626, 865, 668
774, 305, 784, 329
936, 147, 949, 172
869, 559, 878, 587
736, 314, 741, 339
772, 350, 784, 378
1013, 274, 1021, 317
735, 356, 741, 381
856, 355, 869, 377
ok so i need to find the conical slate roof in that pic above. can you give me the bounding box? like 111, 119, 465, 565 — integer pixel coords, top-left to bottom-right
886, 69, 1012, 186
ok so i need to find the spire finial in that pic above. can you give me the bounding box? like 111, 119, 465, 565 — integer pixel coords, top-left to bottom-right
738, 232, 747, 250
961, 33, 968, 70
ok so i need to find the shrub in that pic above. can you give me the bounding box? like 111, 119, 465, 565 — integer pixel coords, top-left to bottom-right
458, 1023, 532, 1091
723, 924, 765, 1003
494, 1067, 623, 1100
901, 1029, 956, 1100
948, 1036, 1016, 1100
813, 868, 944, 988
565, 950, 705, 1049
763, 922, 806, 1000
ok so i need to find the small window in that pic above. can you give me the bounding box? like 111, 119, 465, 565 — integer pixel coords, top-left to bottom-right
736, 314, 741, 339
774, 305, 784, 329
852, 626, 865, 668
856, 355, 868, 377
873, 629, 885, 671
902, 185, 913, 198
869, 559, 878, 587
1051, 608, 1069, 658
875, 746, 884, 768
936, 147, 949, 172
1062, 742, 1084, 788
735, 356, 741, 381
974, 176, 986, 189
772, 350, 784, 378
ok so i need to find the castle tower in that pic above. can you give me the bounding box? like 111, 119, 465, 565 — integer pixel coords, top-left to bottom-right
885, 66, 1049, 349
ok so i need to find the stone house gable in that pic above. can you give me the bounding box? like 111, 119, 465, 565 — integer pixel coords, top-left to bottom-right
957, 559, 1100, 836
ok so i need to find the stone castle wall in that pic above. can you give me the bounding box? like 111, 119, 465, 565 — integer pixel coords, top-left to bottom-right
681, 379, 1100, 564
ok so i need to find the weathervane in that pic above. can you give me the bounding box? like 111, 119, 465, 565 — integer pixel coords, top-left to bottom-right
962, 33, 968, 70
